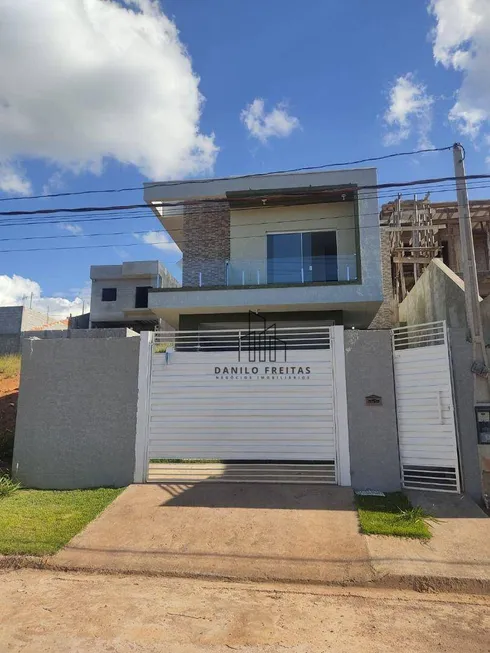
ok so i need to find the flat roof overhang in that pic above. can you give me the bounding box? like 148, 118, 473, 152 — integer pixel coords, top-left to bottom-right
144, 168, 377, 250
148, 285, 382, 329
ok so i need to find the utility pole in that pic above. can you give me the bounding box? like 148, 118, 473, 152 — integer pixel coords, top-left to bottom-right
453, 142, 490, 401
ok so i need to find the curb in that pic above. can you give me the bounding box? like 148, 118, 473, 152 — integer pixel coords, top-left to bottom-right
2, 555, 489, 596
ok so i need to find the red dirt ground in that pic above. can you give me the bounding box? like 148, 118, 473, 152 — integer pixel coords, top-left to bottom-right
0, 375, 19, 469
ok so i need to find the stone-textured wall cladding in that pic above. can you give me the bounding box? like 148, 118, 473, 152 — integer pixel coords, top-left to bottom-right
183, 201, 230, 287
13, 337, 140, 489
344, 330, 401, 492
369, 229, 394, 329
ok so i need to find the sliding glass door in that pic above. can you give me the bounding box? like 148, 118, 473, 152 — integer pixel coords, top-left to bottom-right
267, 231, 338, 283
267, 232, 303, 283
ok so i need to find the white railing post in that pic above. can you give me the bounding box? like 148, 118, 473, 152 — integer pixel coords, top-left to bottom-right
199, 271, 202, 287
332, 326, 351, 487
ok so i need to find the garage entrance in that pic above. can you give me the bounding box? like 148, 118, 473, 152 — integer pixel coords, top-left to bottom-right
135, 326, 351, 485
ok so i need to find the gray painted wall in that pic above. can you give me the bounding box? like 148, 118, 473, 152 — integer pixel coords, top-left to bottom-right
448, 328, 483, 502
0, 306, 23, 334
0, 306, 68, 353
21, 327, 139, 341
13, 337, 140, 489
344, 330, 401, 492
399, 259, 470, 331
0, 334, 20, 354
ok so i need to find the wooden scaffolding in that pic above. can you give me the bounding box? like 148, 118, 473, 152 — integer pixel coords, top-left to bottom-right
380, 197, 490, 302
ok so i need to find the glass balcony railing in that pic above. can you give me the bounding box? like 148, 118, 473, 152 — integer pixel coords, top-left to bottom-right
181, 255, 359, 288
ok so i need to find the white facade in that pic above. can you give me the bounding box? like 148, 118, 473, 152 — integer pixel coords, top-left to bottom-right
144, 168, 383, 329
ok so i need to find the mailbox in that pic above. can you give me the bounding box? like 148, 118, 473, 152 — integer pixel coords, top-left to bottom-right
475, 405, 490, 444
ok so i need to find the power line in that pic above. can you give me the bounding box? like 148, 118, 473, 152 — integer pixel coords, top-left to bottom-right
0, 177, 488, 228
1, 200, 487, 252
0, 178, 489, 242
0, 179, 489, 231
0, 144, 454, 203
2, 172, 490, 218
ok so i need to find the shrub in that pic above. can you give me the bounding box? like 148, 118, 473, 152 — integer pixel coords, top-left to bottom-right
0, 474, 21, 498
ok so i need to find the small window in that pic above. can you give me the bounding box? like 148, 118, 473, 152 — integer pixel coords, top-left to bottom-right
101, 287, 117, 302
135, 286, 151, 309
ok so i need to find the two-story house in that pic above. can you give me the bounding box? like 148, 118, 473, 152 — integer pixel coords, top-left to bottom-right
89, 260, 179, 332
143, 168, 383, 331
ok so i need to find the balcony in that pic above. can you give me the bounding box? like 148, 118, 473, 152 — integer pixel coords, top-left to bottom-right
148, 252, 382, 330
183, 255, 359, 289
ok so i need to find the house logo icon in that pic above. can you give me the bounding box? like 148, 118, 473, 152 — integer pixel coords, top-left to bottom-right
238, 311, 287, 363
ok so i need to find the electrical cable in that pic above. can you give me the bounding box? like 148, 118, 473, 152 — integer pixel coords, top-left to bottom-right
2, 172, 490, 218
0, 144, 455, 203
0, 178, 488, 228
1, 178, 489, 234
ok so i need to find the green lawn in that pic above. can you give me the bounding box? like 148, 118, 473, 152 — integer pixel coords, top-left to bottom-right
0, 487, 124, 555
355, 492, 432, 539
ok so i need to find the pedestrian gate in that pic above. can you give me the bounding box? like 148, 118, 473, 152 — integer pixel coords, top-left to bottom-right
392, 321, 461, 493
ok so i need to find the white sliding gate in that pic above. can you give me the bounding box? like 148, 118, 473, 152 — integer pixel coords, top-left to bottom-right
135, 326, 350, 485
392, 321, 461, 493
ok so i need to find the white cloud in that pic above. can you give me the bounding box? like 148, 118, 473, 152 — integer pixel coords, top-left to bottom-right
383, 74, 434, 148
0, 274, 89, 319
134, 231, 181, 255
0, 0, 217, 195
429, 0, 490, 138
42, 170, 65, 196
59, 223, 84, 236
240, 98, 300, 143
0, 161, 31, 196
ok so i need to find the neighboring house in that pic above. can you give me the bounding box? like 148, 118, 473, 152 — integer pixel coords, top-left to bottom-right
89, 260, 179, 332
380, 197, 490, 301
143, 168, 384, 331
0, 306, 62, 354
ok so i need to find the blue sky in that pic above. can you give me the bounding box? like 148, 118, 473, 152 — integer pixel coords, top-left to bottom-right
0, 0, 489, 317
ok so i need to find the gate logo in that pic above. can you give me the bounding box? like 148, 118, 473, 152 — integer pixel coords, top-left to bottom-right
238, 311, 287, 363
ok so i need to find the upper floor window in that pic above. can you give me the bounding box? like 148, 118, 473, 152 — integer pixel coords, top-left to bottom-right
135, 286, 152, 309
267, 231, 338, 283
101, 287, 117, 302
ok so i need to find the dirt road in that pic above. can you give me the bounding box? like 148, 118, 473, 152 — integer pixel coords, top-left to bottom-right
1, 569, 489, 652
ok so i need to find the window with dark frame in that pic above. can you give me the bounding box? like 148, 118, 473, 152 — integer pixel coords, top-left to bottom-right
267, 231, 338, 283
135, 286, 152, 309
101, 287, 117, 302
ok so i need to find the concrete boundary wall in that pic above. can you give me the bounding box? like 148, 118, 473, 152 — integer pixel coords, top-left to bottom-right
13, 336, 140, 489
344, 330, 401, 492
11, 326, 482, 500
22, 327, 139, 340
448, 328, 483, 502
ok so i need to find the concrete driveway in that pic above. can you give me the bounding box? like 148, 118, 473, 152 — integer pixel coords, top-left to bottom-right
51, 483, 374, 584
